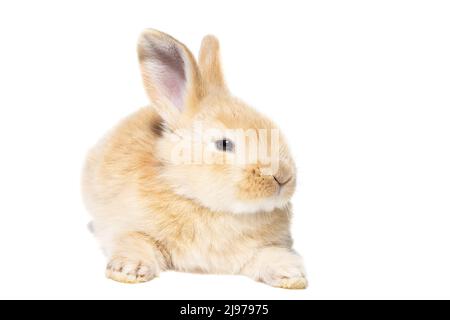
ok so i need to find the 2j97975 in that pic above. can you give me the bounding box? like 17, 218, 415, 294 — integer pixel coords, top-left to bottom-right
223, 304, 269, 317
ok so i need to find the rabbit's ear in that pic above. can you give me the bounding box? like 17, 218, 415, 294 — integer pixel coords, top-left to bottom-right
198, 35, 228, 92
138, 29, 203, 120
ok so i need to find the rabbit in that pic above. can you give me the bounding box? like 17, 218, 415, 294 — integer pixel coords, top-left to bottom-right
82, 29, 307, 289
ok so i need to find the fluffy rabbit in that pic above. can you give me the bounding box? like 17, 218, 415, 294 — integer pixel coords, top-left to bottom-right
82, 29, 307, 289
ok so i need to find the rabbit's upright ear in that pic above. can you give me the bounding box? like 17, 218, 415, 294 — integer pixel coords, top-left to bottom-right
198, 35, 228, 92
138, 29, 204, 121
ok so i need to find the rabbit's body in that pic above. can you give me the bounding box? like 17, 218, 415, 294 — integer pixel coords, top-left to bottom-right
83, 30, 307, 289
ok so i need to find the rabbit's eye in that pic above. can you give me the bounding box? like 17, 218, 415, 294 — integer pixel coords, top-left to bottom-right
215, 139, 234, 152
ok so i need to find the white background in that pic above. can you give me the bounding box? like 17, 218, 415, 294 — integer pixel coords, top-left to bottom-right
0, 0, 449, 300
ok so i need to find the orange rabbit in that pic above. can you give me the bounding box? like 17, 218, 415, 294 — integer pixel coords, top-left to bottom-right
82, 29, 307, 289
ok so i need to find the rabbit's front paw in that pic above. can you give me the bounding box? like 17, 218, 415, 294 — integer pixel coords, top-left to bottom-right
242, 247, 307, 289
258, 258, 307, 289
266, 272, 308, 290
105, 257, 157, 284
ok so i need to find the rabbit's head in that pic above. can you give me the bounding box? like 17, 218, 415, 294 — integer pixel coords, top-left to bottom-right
139, 29, 296, 214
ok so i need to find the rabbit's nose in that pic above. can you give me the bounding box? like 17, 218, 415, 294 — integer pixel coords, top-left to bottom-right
271, 160, 294, 183
273, 175, 293, 186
